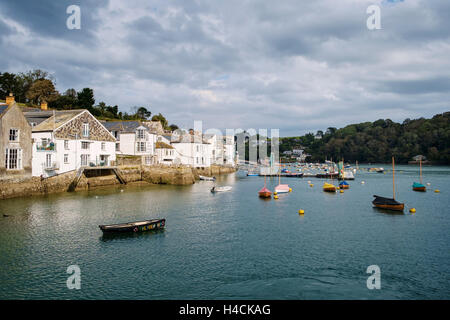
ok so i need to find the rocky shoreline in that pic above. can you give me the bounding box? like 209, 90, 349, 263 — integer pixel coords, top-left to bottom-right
0, 165, 236, 200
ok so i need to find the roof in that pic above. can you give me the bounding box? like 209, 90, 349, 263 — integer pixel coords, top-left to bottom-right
142, 120, 165, 134
155, 141, 174, 149
0, 104, 8, 116
171, 134, 210, 144
24, 109, 85, 132
103, 121, 148, 133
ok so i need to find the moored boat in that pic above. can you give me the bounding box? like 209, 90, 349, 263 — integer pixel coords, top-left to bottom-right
372, 157, 404, 212
372, 195, 404, 211
339, 181, 350, 189
211, 186, 232, 193
99, 218, 166, 233
323, 182, 337, 192
412, 159, 426, 192
199, 175, 216, 181
258, 187, 272, 198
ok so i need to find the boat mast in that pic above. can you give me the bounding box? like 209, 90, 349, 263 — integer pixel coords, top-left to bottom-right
420, 158, 423, 184
392, 156, 396, 199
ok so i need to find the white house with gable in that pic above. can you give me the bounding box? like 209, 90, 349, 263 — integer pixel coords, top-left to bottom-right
25, 109, 116, 178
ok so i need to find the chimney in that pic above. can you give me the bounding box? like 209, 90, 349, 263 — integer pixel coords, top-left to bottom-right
40, 101, 48, 110
5, 93, 14, 105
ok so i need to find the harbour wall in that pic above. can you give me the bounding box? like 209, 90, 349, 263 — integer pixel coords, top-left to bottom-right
0, 165, 236, 200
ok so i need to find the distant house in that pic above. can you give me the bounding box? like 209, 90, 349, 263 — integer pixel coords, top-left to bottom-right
0, 94, 32, 180
170, 134, 211, 168
412, 155, 426, 161
283, 151, 293, 156
155, 139, 176, 165
223, 135, 236, 166
292, 149, 304, 155
25, 108, 116, 177
103, 121, 157, 166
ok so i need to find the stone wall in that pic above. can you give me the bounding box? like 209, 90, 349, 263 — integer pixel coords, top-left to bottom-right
0, 164, 236, 200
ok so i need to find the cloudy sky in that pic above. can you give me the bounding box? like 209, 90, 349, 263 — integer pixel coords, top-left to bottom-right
0, 0, 449, 136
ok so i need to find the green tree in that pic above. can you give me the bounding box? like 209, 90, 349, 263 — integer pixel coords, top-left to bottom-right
26, 79, 59, 104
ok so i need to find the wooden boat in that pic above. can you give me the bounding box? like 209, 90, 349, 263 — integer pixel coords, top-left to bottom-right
211, 186, 232, 193
99, 218, 165, 233
283, 172, 304, 178
339, 181, 350, 189
258, 175, 272, 198
372, 196, 404, 211
199, 175, 216, 181
323, 182, 337, 192
412, 159, 426, 192
373, 157, 404, 211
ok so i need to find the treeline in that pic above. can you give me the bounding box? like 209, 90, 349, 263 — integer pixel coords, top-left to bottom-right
280, 112, 450, 164
0, 69, 178, 130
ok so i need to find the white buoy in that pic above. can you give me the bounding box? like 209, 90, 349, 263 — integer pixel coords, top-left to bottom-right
361, 181, 365, 184
426, 183, 431, 186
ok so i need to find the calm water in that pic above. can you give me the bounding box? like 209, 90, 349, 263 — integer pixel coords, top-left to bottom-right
0, 164, 449, 300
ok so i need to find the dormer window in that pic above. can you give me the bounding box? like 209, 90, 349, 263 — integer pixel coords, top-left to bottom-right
82, 123, 89, 137
136, 129, 145, 140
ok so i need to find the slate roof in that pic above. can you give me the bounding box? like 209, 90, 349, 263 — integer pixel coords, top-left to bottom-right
102, 121, 148, 133
24, 109, 85, 132
0, 104, 8, 117
155, 141, 174, 149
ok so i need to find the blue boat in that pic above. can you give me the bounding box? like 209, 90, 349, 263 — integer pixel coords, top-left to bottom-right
412, 182, 426, 192
339, 181, 349, 189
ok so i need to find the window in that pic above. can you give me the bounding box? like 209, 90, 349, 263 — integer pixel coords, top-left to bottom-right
64, 154, 69, 164
145, 156, 152, 165
81, 154, 89, 167
81, 142, 90, 150
101, 142, 106, 151
5, 148, 22, 170
136, 129, 145, 140
82, 123, 89, 137
115, 143, 120, 151
113, 131, 119, 140
45, 154, 52, 168
196, 145, 200, 152
64, 140, 69, 150
137, 142, 146, 152
9, 129, 19, 141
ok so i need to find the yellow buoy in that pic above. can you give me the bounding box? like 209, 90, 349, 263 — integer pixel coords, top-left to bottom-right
289, 188, 292, 192
274, 191, 277, 195
409, 208, 416, 213
434, 189, 440, 193
340, 189, 344, 193
310, 184, 314, 187
298, 209, 304, 215
274, 195, 279, 199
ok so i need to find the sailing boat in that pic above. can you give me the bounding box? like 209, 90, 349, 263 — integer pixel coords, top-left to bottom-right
412, 158, 426, 192
323, 161, 337, 192
275, 164, 290, 193
258, 174, 272, 198
372, 157, 405, 211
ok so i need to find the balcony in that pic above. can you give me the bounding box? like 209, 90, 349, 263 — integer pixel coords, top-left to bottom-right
36, 142, 56, 152
43, 161, 60, 171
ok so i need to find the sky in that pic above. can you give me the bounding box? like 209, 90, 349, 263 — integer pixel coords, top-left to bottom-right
0, 0, 449, 137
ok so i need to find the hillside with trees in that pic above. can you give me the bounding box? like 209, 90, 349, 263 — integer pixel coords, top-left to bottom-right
0, 69, 178, 130
280, 112, 450, 164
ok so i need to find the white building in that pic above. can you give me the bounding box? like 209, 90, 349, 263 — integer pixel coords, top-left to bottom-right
170, 134, 211, 168
223, 135, 236, 167
103, 121, 157, 166
25, 109, 116, 178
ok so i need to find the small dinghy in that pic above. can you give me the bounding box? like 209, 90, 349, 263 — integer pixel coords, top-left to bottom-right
323, 182, 337, 192
211, 186, 232, 193
199, 175, 216, 181
99, 218, 166, 233
372, 195, 404, 211
339, 181, 350, 189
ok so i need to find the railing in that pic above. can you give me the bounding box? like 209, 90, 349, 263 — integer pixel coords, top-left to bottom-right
43, 161, 60, 171
36, 142, 56, 152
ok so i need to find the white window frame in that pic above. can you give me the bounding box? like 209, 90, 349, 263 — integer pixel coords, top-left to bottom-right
136, 129, 146, 140
5, 148, 22, 170
9, 129, 19, 142
64, 154, 69, 164
81, 154, 90, 167
64, 140, 69, 150
101, 142, 106, 151
82, 123, 89, 137
81, 141, 90, 150
136, 142, 146, 152
45, 154, 52, 169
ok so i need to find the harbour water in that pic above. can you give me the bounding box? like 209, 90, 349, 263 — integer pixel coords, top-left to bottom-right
0, 164, 449, 299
